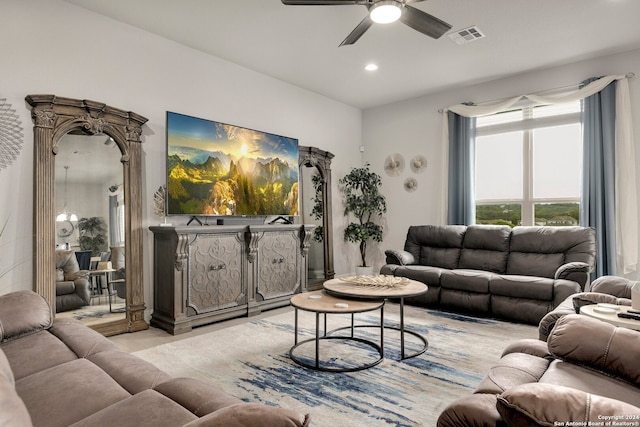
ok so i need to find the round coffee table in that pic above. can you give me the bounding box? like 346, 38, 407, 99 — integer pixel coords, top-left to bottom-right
580, 304, 640, 331
289, 290, 385, 372
323, 276, 428, 360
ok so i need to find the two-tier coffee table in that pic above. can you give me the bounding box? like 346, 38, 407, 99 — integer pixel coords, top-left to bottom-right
323, 276, 428, 360
289, 290, 385, 372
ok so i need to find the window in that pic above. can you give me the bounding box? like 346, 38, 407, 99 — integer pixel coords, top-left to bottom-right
475, 102, 582, 227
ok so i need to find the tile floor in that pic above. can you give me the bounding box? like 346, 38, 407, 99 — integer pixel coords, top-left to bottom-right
108, 306, 293, 353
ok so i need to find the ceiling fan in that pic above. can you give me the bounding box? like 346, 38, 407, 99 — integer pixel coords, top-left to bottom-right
281, 0, 452, 46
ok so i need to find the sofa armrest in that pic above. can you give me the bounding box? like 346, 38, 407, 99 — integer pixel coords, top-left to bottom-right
65, 269, 90, 281
384, 249, 415, 266
437, 393, 502, 427
548, 313, 640, 385
590, 275, 635, 298
0, 290, 52, 342
497, 383, 640, 427
554, 262, 590, 290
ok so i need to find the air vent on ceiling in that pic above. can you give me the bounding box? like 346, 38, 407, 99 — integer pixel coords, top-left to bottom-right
448, 26, 485, 45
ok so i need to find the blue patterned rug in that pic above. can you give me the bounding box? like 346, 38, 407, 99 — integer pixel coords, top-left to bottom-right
134, 303, 536, 426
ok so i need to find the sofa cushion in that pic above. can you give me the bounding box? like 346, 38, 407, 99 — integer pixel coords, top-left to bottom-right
55, 281, 77, 296
458, 225, 511, 274
506, 251, 564, 279
0, 290, 52, 342
48, 318, 120, 358
16, 358, 132, 427
56, 250, 87, 281
1, 330, 78, 380
507, 226, 595, 278
497, 383, 640, 427
154, 378, 242, 416
68, 389, 197, 427
183, 403, 311, 427
440, 269, 493, 293
548, 313, 640, 386
490, 275, 554, 300
88, 351, 172, 394
390, 265, 444, 287
539, 360, 640, 408
0, 349, 32, 427
404, 225, 466, 269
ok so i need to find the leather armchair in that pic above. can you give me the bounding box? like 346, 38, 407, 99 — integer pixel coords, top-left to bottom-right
55, 250, 91, 312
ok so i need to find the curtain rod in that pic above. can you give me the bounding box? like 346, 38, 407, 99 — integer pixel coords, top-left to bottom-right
437, 72, 635, 114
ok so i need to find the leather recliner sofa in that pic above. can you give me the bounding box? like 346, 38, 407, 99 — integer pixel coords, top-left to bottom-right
0, 290, 310, 427
380, 225, 596, 324
437, 312, 640, 426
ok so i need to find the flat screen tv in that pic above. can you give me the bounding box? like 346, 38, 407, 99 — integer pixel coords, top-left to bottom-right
166, 111, 299, 217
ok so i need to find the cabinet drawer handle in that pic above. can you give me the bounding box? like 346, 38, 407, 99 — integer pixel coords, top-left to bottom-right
209, 263, 226, 271
272, 257, 285, 264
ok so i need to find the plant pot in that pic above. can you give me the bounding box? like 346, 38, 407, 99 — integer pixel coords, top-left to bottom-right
355, 266, 374, 276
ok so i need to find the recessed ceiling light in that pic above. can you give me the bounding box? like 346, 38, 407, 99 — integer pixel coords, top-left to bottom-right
365, 63, 379, 71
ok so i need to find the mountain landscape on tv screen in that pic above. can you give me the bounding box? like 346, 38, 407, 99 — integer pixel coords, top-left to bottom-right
167, 148, 298, 216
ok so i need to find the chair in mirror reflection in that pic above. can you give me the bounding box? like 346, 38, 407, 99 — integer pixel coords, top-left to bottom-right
55, 250, 91, 313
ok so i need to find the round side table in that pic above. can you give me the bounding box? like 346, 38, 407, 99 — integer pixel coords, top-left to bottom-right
289, 290, 385, 372
580, 304, 640, 331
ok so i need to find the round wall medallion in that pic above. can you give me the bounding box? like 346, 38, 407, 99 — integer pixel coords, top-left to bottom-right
0, 99, 24, 171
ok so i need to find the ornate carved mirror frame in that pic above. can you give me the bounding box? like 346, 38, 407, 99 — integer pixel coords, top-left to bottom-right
27, 95, 148, 336
298, 146, 335, 282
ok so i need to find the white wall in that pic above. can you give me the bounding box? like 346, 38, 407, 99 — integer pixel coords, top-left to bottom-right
3, 0, 639, 312
0, 0, 362, 309
363, 48, 640, 279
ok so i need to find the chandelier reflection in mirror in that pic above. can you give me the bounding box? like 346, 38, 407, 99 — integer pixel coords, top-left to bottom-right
56, 166, 78, 222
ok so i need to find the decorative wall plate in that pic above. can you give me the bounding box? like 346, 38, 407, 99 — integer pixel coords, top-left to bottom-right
404, 177, 418, 192
384, 153, 405, 177
410, 155, 427, 173
0, 99, 24, 171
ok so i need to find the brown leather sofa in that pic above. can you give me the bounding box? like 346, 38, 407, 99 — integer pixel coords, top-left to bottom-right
380, 225, 596, 324
0, 290, 310, 427
437, 313, 640, 426
55, 250, 91, 312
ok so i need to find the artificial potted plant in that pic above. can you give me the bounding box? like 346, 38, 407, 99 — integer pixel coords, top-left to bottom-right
339, 165, 387, 275
77, 216, 108, 255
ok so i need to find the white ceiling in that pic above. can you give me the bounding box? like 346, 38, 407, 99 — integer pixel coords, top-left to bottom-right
63, 0, 640, 109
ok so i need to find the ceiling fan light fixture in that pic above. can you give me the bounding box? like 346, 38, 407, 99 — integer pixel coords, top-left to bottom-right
370, 1, 402, 24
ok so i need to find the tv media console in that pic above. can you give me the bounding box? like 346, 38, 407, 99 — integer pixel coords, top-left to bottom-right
150, 224, 314, 334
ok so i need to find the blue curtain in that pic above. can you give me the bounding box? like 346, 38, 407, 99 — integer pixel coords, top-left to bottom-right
580, 78, 617, 277
447, 112, 476, 225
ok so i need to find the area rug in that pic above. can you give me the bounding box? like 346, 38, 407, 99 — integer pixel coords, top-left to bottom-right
56, 301, 125, 326
133, 304, 537, 427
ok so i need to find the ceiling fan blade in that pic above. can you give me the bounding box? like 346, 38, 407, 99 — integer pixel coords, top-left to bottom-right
281, 0, 367, 5
339, 15, 373, 46
400, 4, 452, 39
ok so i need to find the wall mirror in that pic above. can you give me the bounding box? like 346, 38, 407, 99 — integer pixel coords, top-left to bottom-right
298, 146, 334, 288
27, 95, 148, 336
